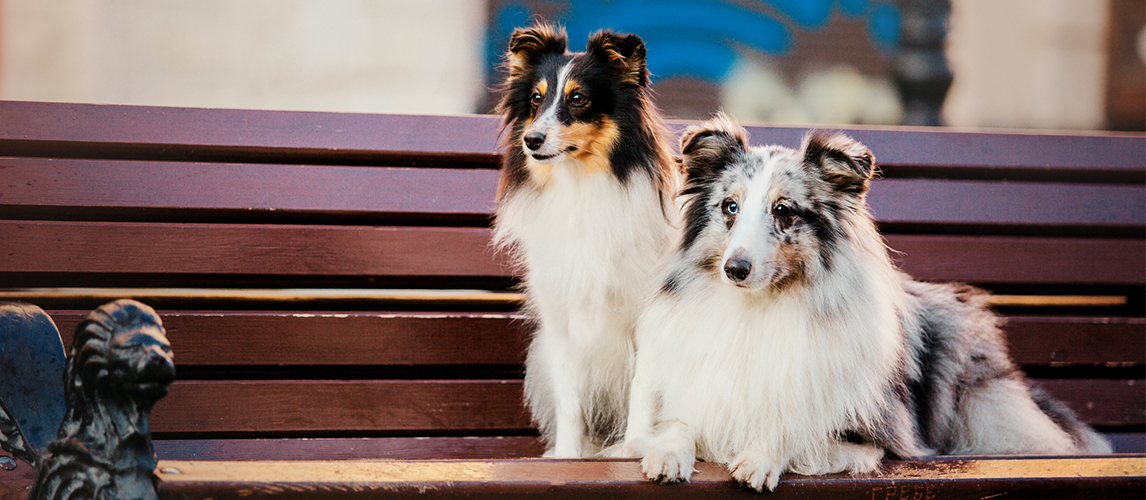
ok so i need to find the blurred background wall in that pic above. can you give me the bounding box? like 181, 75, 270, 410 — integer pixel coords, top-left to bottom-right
1, 0, 487, 114
1, 0, 1142, 131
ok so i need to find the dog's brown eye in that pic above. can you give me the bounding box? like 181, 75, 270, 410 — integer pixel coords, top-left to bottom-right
569, 92, 588, 107
721, 199, 739, 216
773, 202, 794, 218
530, 92, 543, 107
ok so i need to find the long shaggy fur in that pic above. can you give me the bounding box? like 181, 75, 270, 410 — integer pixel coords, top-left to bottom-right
621, 114, 1110, 491
492, 23, 679, 457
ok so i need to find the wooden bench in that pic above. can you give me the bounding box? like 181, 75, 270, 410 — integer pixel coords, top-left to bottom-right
0, 100, 1142, 498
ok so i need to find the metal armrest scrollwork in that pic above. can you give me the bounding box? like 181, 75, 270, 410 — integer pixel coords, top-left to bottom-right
0, 300, 174, 500
0, 303, 68, 470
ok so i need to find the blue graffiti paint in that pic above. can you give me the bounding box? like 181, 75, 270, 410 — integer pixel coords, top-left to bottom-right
644, 38, 738, 81
768, 0, 831, 28
485, 2, 534, 77
563, 0, 790, 54
867, 2, 900, 50
487, 0, 900, 85
838, 0, 868, 17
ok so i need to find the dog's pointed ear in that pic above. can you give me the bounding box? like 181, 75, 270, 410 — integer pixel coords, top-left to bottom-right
802, 131, 875, 198
506, 24, 568, 77
586, 30, 648, 86
679, 113, 749, 183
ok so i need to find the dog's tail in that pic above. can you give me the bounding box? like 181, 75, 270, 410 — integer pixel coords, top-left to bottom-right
1029, 383, 1113, 454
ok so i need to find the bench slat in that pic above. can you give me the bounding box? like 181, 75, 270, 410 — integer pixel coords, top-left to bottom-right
0, 101, 503, 167
152, 380, 533, 435
148, 379, 1140, 436
2, 221, 1142, 286
150, 456, 1146, 499
741, 124, 1146, 177
55, 311, 528, 367
3, 101, 1142, 181
0, 158, 498, 223
1035, 379, 1145, 427
5, 288, 1133, 310
43, 311, 1142, 368
887, 234, 1146, 286
153, 437, 546, 461
0, 220, 508, 280
152, 435, 1145, 462
868, 179, 1145, 233
4, 158, 1143, 232
1005, 316, 1146, 366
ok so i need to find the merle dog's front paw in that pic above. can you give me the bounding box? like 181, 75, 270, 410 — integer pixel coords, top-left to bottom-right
728, 450, 784, 492
642, 441, 696, 483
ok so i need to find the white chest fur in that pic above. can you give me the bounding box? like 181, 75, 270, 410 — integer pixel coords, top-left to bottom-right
495, 160, 674, 317
634, 274, 904, 463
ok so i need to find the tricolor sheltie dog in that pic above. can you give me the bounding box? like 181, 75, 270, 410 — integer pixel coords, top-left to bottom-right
492, 24, 679, 457
620, 114, 1111, 491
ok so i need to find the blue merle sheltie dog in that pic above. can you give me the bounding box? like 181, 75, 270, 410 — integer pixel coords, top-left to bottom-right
620, 114, 1111, 491
492, 24, 680, 457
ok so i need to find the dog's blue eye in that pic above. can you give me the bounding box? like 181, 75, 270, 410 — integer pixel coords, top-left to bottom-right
530, 92, 543, 107
722, 199, 739, 216
569, 92, 588, 107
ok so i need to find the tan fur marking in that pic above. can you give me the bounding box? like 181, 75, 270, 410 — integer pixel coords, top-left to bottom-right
566, 118, 619, 177
526, 159, 555, 186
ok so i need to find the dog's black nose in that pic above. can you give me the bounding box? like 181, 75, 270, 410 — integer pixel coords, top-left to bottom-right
524, 131, 546, 151
724, 258, 752, 282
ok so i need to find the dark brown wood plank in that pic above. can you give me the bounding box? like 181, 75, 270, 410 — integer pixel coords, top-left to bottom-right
4, 221, 1139, 286
151, 456, 1145, 500
1106, 433, 1146, 454
12, 288, 1132, 310
160, 434, 1141, 461
45, 311, 1141, 368
147, 379, 1138, 436
154, 437, 546, 461
1005, 316, 1146, 366
0, 101, 503, 167
886, 234, 1146, 286
151, 380, 532, 435
51, 311, 529, 367
8, 289, 525, 313
1038, 379, 1145, 427
4, 158, 1143, 232
0, 221, 510, 280
2, 102, 1142, 181
738, 122, 1146, 179
0, 221, 1138, 285
152, 433, 1144, 462
869, 179, 1145, 233
0, 158, 497, 223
